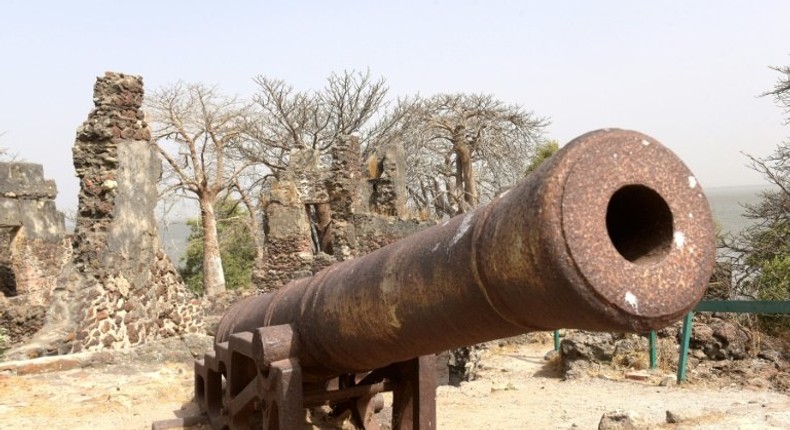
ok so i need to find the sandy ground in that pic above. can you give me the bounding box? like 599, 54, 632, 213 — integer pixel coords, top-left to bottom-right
1, 339, 789, 429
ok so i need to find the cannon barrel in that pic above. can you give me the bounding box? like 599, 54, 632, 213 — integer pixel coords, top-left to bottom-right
217, 128, 716, 378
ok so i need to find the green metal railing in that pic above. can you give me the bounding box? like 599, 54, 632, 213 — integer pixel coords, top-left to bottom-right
552, 300, 790, 381
676, 300, 790, 382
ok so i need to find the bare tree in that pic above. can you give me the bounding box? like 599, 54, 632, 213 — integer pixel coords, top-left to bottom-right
239, 71, 414, 251
0, 132, 21, 162
147, 82, 255, 296
767, 64, 790, 119
240, 70, 412, 173
387, 94, 548, 216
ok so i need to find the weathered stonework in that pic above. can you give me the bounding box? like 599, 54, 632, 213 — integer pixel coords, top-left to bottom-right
366, 143, 408, 218
258, 180, 315, 290
7, 72, 202, 359
327, 134, 363, 220
349, 214, 431, 255
0, 163, 70, 345
255, 135, 435, 290
325, 134, 364, 261
284, 149, 330, 204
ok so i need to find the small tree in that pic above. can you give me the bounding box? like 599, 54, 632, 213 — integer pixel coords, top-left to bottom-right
180, 197, 257, 293
525, 140, 560, 176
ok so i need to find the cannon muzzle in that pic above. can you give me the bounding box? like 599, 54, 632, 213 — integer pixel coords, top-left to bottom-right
194, 129, 716, 429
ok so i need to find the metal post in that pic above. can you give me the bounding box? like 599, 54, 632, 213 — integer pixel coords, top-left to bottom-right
553, 330, 560, 352
391, 355, 437, 430
649, 330, 657, 369
676, 312, 694, 382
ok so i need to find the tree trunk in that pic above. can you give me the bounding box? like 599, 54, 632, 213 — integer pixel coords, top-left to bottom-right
237, 187, 265, 261
314, 203, 334, 254
455, 143, 478, 211
200, 197, 226, 296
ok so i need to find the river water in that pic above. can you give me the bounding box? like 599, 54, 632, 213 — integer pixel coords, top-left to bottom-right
705, 185, 772, 235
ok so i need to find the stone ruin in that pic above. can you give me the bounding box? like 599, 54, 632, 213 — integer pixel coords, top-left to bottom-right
1, 71, 453, 379
257, 133, 432, 291
1, 71, 431, 360
3, 72, 202, 359
252, 131, 471, 383
0, 163, 70, 346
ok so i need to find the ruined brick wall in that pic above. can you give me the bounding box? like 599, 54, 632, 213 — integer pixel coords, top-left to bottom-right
68, 72, 202, 351
366, 143, 408, 218
7, 72, 202, 358
0, 163, 70, 346
258, 180, 315, 290
350, 214, 436, 255
286, 149, 330, 204
326, 134, 364, 260
255, 135, 435, 291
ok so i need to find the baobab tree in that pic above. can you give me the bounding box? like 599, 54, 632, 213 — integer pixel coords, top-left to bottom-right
240, 70, 410, 172
147, 82, 255, 296
389, 93, 548, 216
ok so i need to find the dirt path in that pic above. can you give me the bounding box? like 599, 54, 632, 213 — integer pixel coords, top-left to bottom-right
437, 341, 790, 429
0, 360, 198, 430
1, 339, 789, 429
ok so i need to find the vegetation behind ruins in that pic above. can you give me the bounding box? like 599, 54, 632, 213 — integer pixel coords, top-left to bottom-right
724, 64, 790, 336
179, 198, 256, 293
153, 64, 790, 345
148, 70, 549, 295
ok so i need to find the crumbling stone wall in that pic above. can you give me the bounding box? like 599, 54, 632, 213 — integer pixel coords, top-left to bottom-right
326, 134, 364, 260
256, 135, 434, 291
8, 72, 202, 359
286, 149, 330, 204
69, 72, 202, 352
0, 163, 70, 345
258, 180, 315, 290
350, 213, 432, 254
366, 142, 408, 218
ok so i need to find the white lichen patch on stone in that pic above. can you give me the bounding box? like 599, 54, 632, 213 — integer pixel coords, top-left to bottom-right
624, 291, 639, 312
688, 176, 697, 189
674, 231, 686, 249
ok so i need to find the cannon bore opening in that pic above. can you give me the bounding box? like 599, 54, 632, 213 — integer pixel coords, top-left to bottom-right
606, 185, 673, 264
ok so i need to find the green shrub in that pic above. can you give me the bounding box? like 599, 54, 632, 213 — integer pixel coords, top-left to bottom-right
179, 198, 256, 294
756, 254, 790, 335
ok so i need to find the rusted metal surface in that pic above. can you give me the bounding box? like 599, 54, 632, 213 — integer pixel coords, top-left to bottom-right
194, 129, 716, 429
217, 128, 716, 376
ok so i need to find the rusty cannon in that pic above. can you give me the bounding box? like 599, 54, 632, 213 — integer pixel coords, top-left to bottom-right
191, 129, 716, 429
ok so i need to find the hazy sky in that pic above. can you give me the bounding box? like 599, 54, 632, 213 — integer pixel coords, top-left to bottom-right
2, 1, 789, 214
